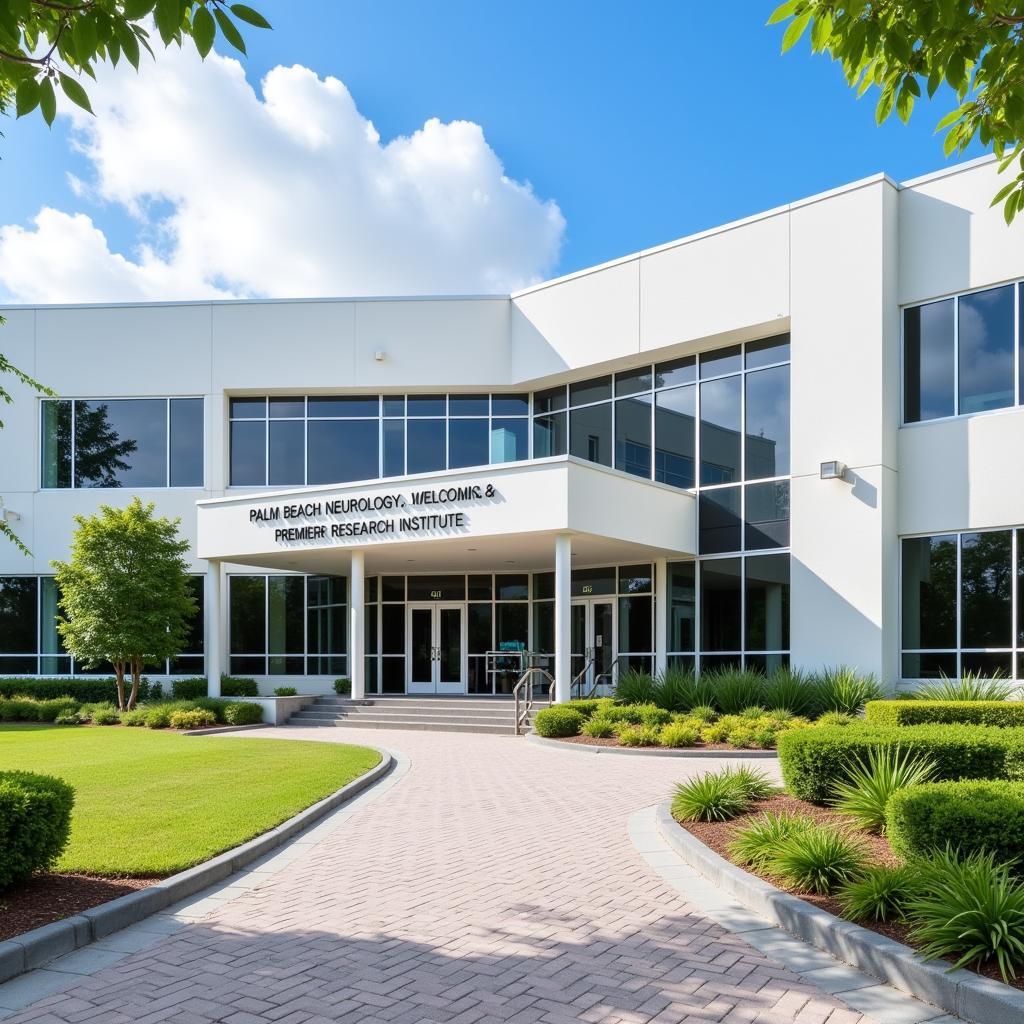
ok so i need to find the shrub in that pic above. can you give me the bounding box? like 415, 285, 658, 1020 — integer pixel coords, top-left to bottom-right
763, 668, 820, 718
912, 671, 1016, 702
532, 706, 584, 738
727, 726, 758, 749
659, 722, 700, 748
730, 765, 778, 800
144, 702, 194, 729
568, 698, 612, 719
0, 698, 44, 721
700, 722, 731, 744
778, 723, 1023, 803
614, 670, 657, 706
581, 716, 615, 738
54, 710, 80, 725
334, 677, 351, 696
769, 825, 867, 895
816, 711, 854, 727
651, 667, 697, 712
708, 669, 765, 715
169, 708, 217, 730
907, 848, 1024, 981
76, 701, 117, 723
91, 706, 122, 725
618, 724, 662, 747
728, 810, 814, 871
814, 666, 885, 715
830, 746, 937, 834
223, 701, 263, 726
688, 704, 717, 723
886, 780, 1024, 865
837, 865, 917, 923
28, 698, 78, 722
0, 677, 161, 703
221, 676, 258, 697
120, 707, 149, 727
273, 687, 298, 697
193, 697, 230, 721
671, 770, 750, 822
0, 771, 75, 889
599, 703, 661, 726
170, 677, 208, 700
865, 699, 1024, 729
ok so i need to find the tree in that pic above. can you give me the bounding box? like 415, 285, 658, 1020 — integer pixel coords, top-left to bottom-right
770, 1, 1024, 222
52, 498, 197, 710
0, 1, 270, 123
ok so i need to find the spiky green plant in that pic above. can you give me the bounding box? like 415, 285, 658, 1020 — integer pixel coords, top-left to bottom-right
740, 705, 768, 720
615, 670, 657, 706
709, 668, 766, 715
763, 668, 821, 717
830, 746, 937, 834
658, 722, 700, 748
814, 667, 885, 715
618, 724, 662, 747
729, 764, 779, 801
912, 670, 1016, 702
652, 666, 697, 711
837, 865, 918, 923
581, 716, 615, 739
728, 810, 814, 871
671, 770, 750, 822
688, 704, 717, 723
769, 826, 867, 895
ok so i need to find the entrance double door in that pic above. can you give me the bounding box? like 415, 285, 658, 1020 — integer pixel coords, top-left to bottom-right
407, 604, 466, 694
571, 599, 615, 697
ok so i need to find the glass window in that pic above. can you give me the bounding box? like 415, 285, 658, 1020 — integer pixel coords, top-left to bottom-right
745, 554, 789, 651
533, 572, 554, 600
961, 651, 1013, 677
230, 420, 265, 486
492, 394, 529, 416
615, 394, 652, 478
382, 576, 405, 601
533, 413, 566, 458
468, 574, 493, 600
383, 419, 405, 476
490, 419, 528, 463
169, 399, 204, 487
468, 603, 493, 654
381, 657, 405, 693
745, 481, 790, 550
171, 575, 206, 675
570, 376, 612, 406
571, 567, 615, 597
655, 356, 695, 389
40, 400, 72, 488
699, 345, 741, 378
39, 576, 69, 674
615, 367, 652, 397
959, 285, 1015, 415
701, 558, 741, 652
904, 299, 954, 423
230, 397, 265, 418
308, 396, 379, 418
654, 385, 695, 489
668, 562, 695, 652
407, 419, 446, 474
961, 530, 1012, 649
307, 575, 345, 659
268, 397, 304, 418
383, 396, 405, 417
382, 604, 405, 654
619, 564, 652, 593
496, 602, 528, 647
407, 395, 446, 417
0, 577, 38, 656
569, 403, 612, 466
75, 399, 166, 488
699, 486, 741, 554
229, 576, 265, 655
533, 601, 554, 653
745, 365, 789, 479
619, 595, 652, 652
902, 652, 958, 680
745, 334, 790, 369
308, 420, 379, 484
267, 576, 305, 674
448, 418, 489, 469
268, 420, 304, 486
902, 535, 957, 650
495, 574, 528, 600
449, 395, 489, 416
533, 386, 566, 413
407, 575, 466, 601
699, 376, 741, 485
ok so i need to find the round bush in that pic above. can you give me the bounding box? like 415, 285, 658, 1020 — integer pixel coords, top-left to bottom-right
568, 698, 613, 719
334, 677, 352, 696
223, 701, 263, 726
0, 771, 75, 889
618, 724, 661, 747
54, 710, 80, 725
91, 707, 121, 725
120, 707, 148, 727
582, 716, 615, 739
532, 706, 584, 738
659, 722, 699, 748
221, 676, 258, 697
169, 708, 217, 730
273, 687, 298, 697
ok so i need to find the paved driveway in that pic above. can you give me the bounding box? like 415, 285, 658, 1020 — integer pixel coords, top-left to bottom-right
6, 729, 917, 1023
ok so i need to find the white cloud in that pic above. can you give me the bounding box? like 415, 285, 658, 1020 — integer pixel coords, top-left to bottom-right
0, 46, 565, 303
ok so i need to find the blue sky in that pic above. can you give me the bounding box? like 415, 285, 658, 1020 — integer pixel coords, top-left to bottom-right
0, 1, 984, 299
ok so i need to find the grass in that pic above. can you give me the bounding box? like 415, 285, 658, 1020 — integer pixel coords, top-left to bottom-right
0, 724, 381, 876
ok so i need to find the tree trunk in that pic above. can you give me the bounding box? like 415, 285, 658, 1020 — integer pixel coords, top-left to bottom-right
127, 657, 142, 711
114, 662, 127, 712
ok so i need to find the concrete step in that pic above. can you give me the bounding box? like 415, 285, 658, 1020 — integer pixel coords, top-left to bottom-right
291, 716, 517, 734
291, 710, 517, 726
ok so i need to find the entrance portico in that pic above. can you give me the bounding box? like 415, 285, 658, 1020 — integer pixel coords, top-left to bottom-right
197, 456, 696, 701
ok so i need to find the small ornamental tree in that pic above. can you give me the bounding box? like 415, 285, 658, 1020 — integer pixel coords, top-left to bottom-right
52, 498, 197, 710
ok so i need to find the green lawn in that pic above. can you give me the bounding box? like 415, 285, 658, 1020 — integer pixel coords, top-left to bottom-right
0, 725, 381, 876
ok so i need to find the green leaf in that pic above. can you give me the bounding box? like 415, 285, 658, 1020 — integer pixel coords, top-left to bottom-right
39, 76, 56, 126
192, 6, 215, 57
230, 4, 271, 29
214, 7, 246, 54
14, 77, 39, 118
59, 72, 94, 115
114, 21, 140, 68
781, 11, 811, 52
72, 14, 99, 63
876, 84, 895, 125
154, 0, 181, 44
935, 107, 963, 132
122, 0, 157, 18
1003, 188, 1020, 225
767, 0, 802, 26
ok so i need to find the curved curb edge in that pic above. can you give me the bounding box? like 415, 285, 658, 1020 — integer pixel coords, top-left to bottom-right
0, 748, 394, 985
655, 800, 1024, 1024
526, 733, 778, 758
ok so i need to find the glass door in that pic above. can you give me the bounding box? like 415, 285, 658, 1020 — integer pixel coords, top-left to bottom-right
570, 599, 617, 697
406, 604, 466, 694
591, 601, 615, 694
408, 606, 435, 694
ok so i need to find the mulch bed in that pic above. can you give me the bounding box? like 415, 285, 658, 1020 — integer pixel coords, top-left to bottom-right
556, 734, 770, 752
677, 794, 1024, 991
0, 874, 159, 942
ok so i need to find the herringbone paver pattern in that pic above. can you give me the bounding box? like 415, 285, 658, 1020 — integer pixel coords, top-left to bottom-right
9, 729, 877, 1023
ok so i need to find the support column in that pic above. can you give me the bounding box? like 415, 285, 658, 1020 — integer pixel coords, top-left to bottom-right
554, 533, 572, 704
349, 550, 365, 700
654, 558, 668, 678
206, 562, 222, 697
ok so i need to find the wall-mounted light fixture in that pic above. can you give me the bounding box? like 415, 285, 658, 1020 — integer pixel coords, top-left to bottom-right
0, 498, 21, 523
820, 460, 848, 481
374, 350, 386, 362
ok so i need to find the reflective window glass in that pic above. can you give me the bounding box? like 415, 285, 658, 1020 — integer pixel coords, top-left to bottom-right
619, 596, 652, 652
667, 562, 696, 652
902, 652, 958, 679
230, 397, 265, 418
745, 481, 790, 550
229, 576, 265, 654
571, 567, 615, 597
533, 601, 554, 653
654, 385, 695, 489
448, 418, 489, 469
902, 535, 957, 649
533, 413, 567, 458
570, 376, 612, 406
170, 398, 204, 487
382, 576, 405, 601
230, 420, 265, 486
308, 420, 379, 484
383, 419, 405, 476
468, 574, 493, 600
961, 530, 1012, 648
699, 376, 741, 484
533, 572, 554, 600
959, 284, 1015, 414
904, 300, 954, 422
40, 400, 72, 489
615, 367, 652, 397
961, 651, 1013, 677
496, 574, 528, 600
268, 420, 304, 485
382, 604, 404, 654
468, 603, 493, 654
407, 419, 446, 474
383, 396, 405, 417
615, 394, 652, 478
699, 486, 741, 554
700, 558, 741, 651
496, 602, 528, 646
533, 386, 567, 413
655, 356, 695, 389
745, 365, 789, 479
745, 553, 789, 651
745, 334, 790, 368
448, 395, 489, 416
268, 397, 305, 418
492, 394, 529, 416
408, 575, 466, 601
268, 576, 305, 655
308, 396, 379, 417
408, 395, 446, 416
0, 577, 37, 654
569, 403, 612, 466
490, 419, 528, 463
619, 564, 652, 593
699, 345, 741, 378
75, 399, 167, 487
39, 576, 68, 674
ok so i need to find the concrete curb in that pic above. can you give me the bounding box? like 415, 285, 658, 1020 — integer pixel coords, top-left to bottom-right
655, 800, 1024, 1024
0, 749, 394, 985
182, 723, 272, 736
526, 734, 778, 758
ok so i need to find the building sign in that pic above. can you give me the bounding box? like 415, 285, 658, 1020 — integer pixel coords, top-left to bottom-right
247, 483, 499, 546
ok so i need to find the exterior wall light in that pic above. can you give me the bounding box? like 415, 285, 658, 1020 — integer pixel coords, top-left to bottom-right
374, 350, 386, 362
0, 499, 21, 523
820, 460, 848, 481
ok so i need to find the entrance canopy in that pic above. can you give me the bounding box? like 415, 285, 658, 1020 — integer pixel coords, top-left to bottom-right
196, 455, 696, 573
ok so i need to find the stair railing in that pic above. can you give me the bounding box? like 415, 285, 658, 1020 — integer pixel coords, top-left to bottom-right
582, 654, 628, 699
513, 667, 555, 735
569, 655, 596, 700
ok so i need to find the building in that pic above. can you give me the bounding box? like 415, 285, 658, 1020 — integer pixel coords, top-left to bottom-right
1, 156, 1022, 700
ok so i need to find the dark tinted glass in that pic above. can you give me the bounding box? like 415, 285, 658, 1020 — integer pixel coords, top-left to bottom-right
307, 604, 345, 655
569, 403, 612, 466
961, 651, 1013, 677
230, 397, 265, 419
700, 558, 741, 651
39, 577, 66, 672
571, 566, 615, 597
407, 395, 446, 416
745, 365, 789, 479
0, 576, 38, 653
448, 418, 489, 469
381, 604, 404, 654
383, 396, 405, 417
654, 385, 695, 488
533, 601, 554, 653
699, 345, 741, 378
961, 530, 1012, 648
699, 486, 741, 554
668, 562, 696, 652
745, 334, 790, 368
383, 419, 405, 476
308, 396, 379, 417
308, 420, 379, 484
268, 420, 305, 485
407, 418, 446, 474
230, 420, 265, 486
182, 575, 205, 655
408, 575, 466, 601
619, 564, 652, 593
902, 535, 957, 649
745, 553, 789, 650
1020, 283, 1024, 405
745, 481, 790, 550
468, 574, 492, 600
699, 376, 741, 484
533, 386, 567, 413
382, 576, 405, 601
468, 603, 493, 653
381, 657, 405, 693
490, 419, 528, 463
533, 413, 566, 458
904, 300, 954, 422
615, 367, 652, 397
615, 394, 652, 478
618, 595, 652, 652
959, 284, 1015, 414
268, 576, 305, 654
569, 376, 612, 406
229, 576, 265, 654
40, 400, 72, 488
902, 652, 958, 679
268, 397, 305, 418
533, 572, 554, 600
170, 398, 203, 487
492, 394, 529, 416
496, 602, 528, 646
448, 395, 488, 416
75, 399, 166, 487
655, 356, 696, 389
496, 574, 528, 600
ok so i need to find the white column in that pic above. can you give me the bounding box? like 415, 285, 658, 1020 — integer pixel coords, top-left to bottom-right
349, 550, 365, 700
654, 558, 668, 678
554, 533, 572, 704
206, 562, 222, 697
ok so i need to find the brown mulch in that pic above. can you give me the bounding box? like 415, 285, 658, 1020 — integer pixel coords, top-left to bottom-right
557, 734, 764, 752
0, 873, 159, 942
677, 794, 1024, 991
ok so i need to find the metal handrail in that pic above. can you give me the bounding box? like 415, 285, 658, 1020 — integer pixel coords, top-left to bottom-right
569, 655, 596, 700
581, 654, 629, 699
513, 666, 555, 736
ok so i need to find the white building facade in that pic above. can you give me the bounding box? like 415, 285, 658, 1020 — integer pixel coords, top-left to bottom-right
1, 156, 1022, 699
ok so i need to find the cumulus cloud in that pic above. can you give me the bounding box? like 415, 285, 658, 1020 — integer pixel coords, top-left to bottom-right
0, 46, 565, 303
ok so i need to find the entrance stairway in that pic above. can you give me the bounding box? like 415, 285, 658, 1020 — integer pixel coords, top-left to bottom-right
287, 695, 551, 735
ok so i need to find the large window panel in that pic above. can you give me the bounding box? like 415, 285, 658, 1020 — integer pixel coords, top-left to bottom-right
904, 299, 954, 423
0, 577, 38, 657
307, 419, 379, 484
745, 554, 789, 651
615, 394, 652, 478
744, 365, 789, 479
668, 562, 696, 652
958, 285, 1015, 415
533, 413, 566, 458
902, 535, 957, 650
383, 418, 405, 476
268, 420, 305, 486
407, 418, 446, 474
700, 558, 741, 652
744, 481, 790, 550
569, 403, 612, 466
490, 418, 528, 463
40, 400, 72, 488
699, 486, 741, 554
699, 376, 741, 485
229, 576, 266, 655
39, 577, 70, 674
654, 385, 695, 489
75, 399, 166, 487
230, 420, 266, 486
448, 418, 489, 469
169, 398, 204, 487
618, 595, 652, 653
960, 530, 1012, 649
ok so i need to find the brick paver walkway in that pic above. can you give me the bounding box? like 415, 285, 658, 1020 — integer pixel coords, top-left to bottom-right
10, 728, 880, 1024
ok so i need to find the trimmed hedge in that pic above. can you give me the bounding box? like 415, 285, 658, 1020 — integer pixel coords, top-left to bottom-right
886, 780, 1024, 865
170, 677, 208, 700
223, 701, 263, 725
532, 706, 584, 738
0, 771, 75, 889
0, 677, 162, 702
777, 723, 1024, 802
221, 676, 259, 697
169, 708, 217, 730
865, 699, 1024, 729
